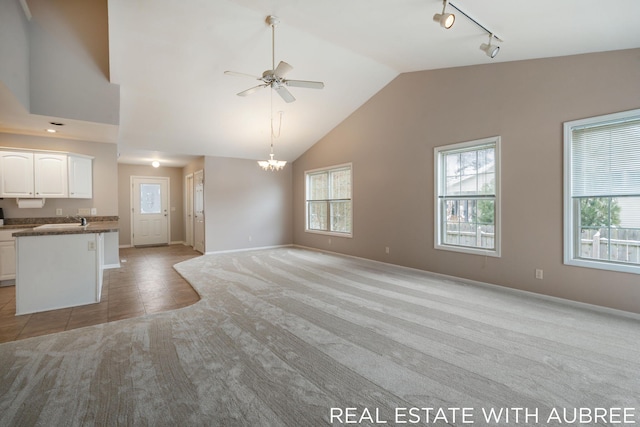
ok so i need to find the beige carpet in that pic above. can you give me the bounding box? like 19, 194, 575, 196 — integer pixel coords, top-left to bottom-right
1, 247, 639, 426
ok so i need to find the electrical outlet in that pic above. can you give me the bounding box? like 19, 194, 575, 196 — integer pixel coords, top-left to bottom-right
88, 241, 96, 251
328, 238, 332, 245
56, 208, 63, 216
90, 208, 97, 215
248, 235, 252, 242
535, 269, 543, 280
385, 246, 390, 254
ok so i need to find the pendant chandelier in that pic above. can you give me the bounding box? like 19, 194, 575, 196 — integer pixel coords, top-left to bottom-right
258, 92, 286, 171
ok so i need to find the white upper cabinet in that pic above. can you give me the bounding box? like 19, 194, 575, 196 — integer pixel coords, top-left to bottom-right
34, 153, 68, 198
0, 149, 92, 200
68, 155, 93, 199
0, 151, 34, 197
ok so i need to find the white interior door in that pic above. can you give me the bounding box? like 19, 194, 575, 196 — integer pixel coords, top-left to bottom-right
185, 173, 194, 248
194, 170, 205, 253
132, 176, 170, 246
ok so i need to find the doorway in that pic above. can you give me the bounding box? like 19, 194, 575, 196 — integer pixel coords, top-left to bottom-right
185, 173, 194, 248
131, 176, 170, 246
193, 170, 204, 253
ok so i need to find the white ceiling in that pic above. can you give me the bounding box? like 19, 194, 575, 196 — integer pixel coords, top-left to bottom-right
3, 0, 640, 166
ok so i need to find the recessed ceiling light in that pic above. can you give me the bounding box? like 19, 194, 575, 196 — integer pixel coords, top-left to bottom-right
46, 128, 57, 133
152, 161, 160, 168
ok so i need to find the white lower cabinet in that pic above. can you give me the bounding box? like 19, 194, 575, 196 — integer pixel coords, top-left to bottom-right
0, 229, 25, 282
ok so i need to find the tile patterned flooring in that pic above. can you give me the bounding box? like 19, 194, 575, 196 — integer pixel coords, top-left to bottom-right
0, 244, 201, 343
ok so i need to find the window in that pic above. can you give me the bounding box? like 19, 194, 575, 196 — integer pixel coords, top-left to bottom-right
435, 137, 501, 256
564, 109, 640, 274
305, 164, 352, 237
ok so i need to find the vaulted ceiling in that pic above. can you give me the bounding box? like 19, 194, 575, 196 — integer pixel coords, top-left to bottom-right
2, 0, 640, 166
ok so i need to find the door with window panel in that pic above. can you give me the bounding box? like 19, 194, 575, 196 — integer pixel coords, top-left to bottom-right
132, 177, 169, 246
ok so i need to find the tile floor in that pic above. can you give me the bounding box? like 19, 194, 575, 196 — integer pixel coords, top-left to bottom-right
0, 244, 201, 343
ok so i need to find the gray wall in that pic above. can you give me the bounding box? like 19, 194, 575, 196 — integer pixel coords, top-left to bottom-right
0, 132, 118, 219
117, 164, 186, 247
293, 48, 640, 314
204, 156, 292, 253
0, 0, 119, 125
27, 0, 118, 125
0, 0, 30, 109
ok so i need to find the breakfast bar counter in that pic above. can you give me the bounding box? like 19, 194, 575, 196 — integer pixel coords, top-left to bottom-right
11, 220, 120, 315
12, 221, 120, 237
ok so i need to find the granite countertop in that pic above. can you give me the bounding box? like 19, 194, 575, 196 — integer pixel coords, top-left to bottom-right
10, 221, 120, 237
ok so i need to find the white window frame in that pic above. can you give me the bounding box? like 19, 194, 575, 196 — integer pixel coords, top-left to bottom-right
563, 108, 640, 275
434, 136, 501, 257
305, 163, 353, 238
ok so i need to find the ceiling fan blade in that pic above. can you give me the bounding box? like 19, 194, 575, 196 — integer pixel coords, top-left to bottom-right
274, 85, 296, 103
274, 61, 293, 78
224, 70, 260, 80
285, 79, 325, 89
237, 84, 268, 97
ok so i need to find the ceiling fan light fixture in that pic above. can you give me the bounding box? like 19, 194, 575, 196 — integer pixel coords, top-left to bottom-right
225, 15, 324, 103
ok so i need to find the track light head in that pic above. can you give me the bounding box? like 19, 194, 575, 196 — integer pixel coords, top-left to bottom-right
480, 42, 499, 58
433, 0, 455, 29
480, 34, 500, 58
433, 12, 455, 29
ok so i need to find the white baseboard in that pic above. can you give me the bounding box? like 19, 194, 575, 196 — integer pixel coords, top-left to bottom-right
103, 263, 121, 270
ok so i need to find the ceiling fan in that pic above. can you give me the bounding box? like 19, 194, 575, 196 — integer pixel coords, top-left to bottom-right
224, 15, 324, 103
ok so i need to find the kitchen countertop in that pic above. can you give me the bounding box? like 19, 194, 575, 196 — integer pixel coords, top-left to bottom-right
11, 221, 120, 237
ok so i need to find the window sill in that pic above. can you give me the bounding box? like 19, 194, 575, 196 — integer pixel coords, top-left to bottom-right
435, 243, 500, 258
305, 229, 353, 239
565, 257, 640, 275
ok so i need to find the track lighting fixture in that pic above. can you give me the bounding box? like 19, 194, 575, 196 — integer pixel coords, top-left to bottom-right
479, 33, 500, 58
433, 0, 455, 29
447, 2, 503, 58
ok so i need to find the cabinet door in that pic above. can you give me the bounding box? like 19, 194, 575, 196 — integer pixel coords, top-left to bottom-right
0, 151, 34, 197
0, 240, 17, 281
68, 155, 93, 198
34, 153, 68, 198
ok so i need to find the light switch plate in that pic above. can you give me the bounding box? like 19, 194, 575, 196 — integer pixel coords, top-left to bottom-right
78, 208, 91, 215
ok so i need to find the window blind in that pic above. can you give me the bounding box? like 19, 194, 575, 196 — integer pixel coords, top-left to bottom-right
571, 117, 640, 197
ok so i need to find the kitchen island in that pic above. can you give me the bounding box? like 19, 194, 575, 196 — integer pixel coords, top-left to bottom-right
13, 221, 119, 315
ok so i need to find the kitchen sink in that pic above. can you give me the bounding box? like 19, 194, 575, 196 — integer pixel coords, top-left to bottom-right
34, 223, 89, 230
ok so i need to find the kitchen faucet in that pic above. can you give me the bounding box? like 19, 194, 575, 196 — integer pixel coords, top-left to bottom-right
68, 215, 88, 226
